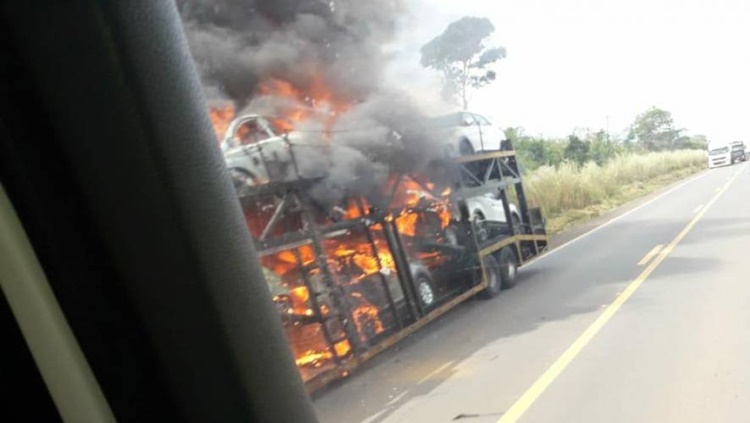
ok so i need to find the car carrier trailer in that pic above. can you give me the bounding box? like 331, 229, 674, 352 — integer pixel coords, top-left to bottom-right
228, 128, 548, 393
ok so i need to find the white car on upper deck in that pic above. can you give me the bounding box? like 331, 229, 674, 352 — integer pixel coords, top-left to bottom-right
429, 111, 505, 155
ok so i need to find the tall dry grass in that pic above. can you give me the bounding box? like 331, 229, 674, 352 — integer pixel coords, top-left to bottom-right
525, 150, 705, 218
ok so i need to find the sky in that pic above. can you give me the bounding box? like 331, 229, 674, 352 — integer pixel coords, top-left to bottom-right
386, 0, 750, 141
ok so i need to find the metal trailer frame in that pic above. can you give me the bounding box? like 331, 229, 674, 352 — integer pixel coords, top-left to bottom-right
234, 138, 548, 393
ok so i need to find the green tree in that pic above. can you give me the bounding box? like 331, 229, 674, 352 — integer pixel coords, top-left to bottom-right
420, 17, 506, 110
515, 138, 547, 171
587, 130, 618, 165
546, 141, 566, 167
504, 126, 525, 144
627, 107, 682, 151
675, 134, 708, 150
564, 135, 590, 166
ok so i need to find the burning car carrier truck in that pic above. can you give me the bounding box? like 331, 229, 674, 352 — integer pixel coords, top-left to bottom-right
222, 115, 549, 392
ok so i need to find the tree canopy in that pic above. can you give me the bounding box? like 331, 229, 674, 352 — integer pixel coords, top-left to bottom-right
420, 16, 506, 110
627, 107, 683, 151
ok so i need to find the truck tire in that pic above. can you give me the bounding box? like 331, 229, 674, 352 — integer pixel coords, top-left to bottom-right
414, 273, 435, 309
478, 255, 502, 299
498, 246, 518, 289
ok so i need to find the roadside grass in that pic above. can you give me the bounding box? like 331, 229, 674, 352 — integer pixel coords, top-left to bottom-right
525, 150, 706, 234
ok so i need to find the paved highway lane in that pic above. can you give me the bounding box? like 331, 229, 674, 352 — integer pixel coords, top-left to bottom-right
314, 163, 748, 423
520, 163, 750, 423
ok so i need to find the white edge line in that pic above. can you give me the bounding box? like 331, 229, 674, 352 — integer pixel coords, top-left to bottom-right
384, 390, 409, 407
361, 390, 411, 423
417, 360, 455, 384
360, 408, 390, 423
525, 170, 711, 268
692, 204, 704, 213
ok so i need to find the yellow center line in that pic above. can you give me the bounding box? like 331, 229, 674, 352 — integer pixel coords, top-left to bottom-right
497, 165, 745, 423
637, 244, 664, 266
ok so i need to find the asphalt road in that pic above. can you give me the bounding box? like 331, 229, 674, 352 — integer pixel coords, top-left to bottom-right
314, 163, 750, 423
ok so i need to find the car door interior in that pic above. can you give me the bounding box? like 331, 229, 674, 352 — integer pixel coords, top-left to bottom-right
0, 1, 317, 422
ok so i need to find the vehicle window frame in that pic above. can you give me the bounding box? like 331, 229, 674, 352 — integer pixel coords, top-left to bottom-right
461, 112, 478, 126
473, 114, 492, 126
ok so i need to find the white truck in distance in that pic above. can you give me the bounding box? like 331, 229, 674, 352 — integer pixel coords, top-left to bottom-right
708, 143, 731, 169
729, 141, 747, 163
707, 141, 746, 169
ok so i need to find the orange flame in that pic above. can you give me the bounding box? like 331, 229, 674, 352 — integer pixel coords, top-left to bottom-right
284, 322, 337, 381
334, 340, 352, 357
209, 105, 235, 141
289, 286, 312, 316
342, 197, 371, 219
295, 338, 351, 368
295, 350, 333, 367
323, 233, 396, 279
257, 75, 350, 134
350, 292, 385, 341
388, 177, 454, 237
395, 212, 420, 237
260, 245, 316, 277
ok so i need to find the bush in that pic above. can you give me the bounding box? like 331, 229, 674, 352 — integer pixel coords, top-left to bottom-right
514, 136, 566, 171
511, 130, 626, 172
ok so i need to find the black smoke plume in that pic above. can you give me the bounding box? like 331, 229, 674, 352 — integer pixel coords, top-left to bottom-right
179, 0, 446, 207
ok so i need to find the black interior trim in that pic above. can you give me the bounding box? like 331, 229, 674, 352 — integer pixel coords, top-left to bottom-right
0, 1, 316, 421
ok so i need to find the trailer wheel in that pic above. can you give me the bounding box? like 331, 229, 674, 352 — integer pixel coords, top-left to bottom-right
414, 273, 435, 309
478, 255, 502, 299
498, 247, 518, 289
